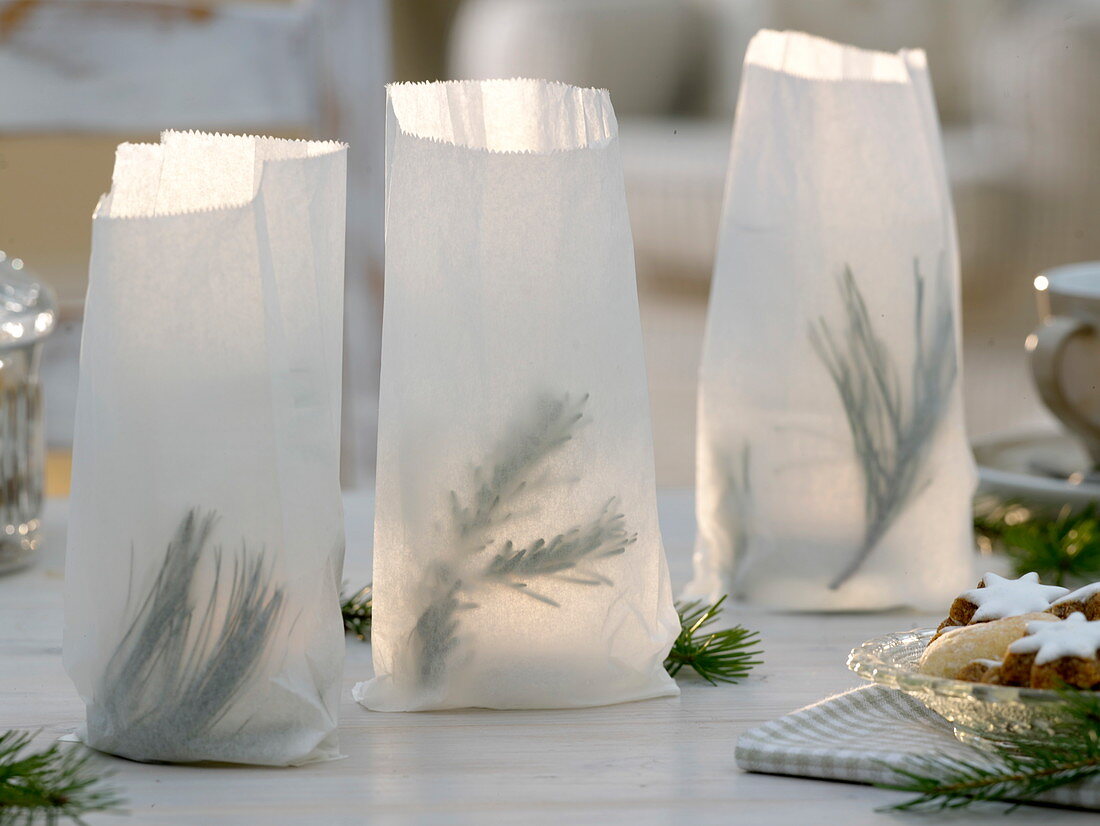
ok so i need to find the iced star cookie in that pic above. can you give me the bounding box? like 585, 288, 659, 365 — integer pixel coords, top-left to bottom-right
1001, 612, 1100, 689
918, 612, 1058, 679
934, 572, 1069, 639
1050, 582, 1100, 621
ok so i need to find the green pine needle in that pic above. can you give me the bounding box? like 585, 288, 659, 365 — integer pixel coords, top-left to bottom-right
880, 687, 1100, 811
810, 261, 956, 590
0, 730, 122, 825
975, 500, 1100, 587
340, 583, 373, 641
96, 510, 285, 760
664, 596, 762, 685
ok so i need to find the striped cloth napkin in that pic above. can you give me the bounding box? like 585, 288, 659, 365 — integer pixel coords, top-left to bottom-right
735, 685, 1100, 810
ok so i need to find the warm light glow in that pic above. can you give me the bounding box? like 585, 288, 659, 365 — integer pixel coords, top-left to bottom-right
34, 312, 53, 333
1034, 274, 1049, 291
1024, 333, 1039, 351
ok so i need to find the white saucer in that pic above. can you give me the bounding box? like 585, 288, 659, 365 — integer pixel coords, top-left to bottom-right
974, 428, 1100, 509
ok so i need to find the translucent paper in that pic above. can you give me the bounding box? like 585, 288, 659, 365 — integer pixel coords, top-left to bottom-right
355, 79, 679, 711
688, 32, 976, 611
63, 132, 347, 764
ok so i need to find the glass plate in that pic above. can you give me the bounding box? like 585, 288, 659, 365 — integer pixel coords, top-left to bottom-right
847, 628, 1073, 747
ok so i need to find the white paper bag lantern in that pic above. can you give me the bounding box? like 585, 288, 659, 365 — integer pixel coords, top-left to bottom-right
354, 79, 679, 711
688, 32, 976, 611
63, 132, 347, 765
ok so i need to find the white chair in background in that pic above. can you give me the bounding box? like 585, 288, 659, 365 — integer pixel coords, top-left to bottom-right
0, 0, 389, 486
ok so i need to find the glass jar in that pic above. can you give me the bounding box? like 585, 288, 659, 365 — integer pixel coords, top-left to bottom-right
0, 253, 56, 574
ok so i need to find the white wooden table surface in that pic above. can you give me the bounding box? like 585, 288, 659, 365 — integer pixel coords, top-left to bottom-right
2, 490, 1094, 825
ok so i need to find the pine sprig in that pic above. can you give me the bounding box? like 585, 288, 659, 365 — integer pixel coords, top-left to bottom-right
664, 596, 762, 685
810, 260, 956, 590
880, 687, 1100, 811
482, 499, 634, 606
975, 500, 1100, 587
95, 510, 286, 760
412, 392, 628, 688
0, 730, 122, 825
340, 583, 373, 641
450, 393, 587, 546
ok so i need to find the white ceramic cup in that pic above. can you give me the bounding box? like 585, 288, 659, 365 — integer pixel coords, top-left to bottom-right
1029, 262, 1100, 468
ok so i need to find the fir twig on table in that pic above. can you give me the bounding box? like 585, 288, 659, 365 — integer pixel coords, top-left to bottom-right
810, 259, 956, 590
879, 687, 1100, 811
664, 596, 762, 685
0, 730, 122, 825
975, 500, 1100, 587
340, 583, 373, 641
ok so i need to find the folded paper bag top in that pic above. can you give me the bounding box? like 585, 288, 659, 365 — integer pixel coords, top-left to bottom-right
103, 131, 347, 217
357, 79, 680, 712
63, 131, 348, 766
386, 78, 617, 153
688, 31, 976, 612
744, 28, 918, 82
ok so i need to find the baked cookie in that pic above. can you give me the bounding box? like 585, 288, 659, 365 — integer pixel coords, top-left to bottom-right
919, 612, 1058, 678
1050, 582, 1100, 621
1002, 612, 1100, 689
933, 572, 1068, 640
955, 658, 1002, 684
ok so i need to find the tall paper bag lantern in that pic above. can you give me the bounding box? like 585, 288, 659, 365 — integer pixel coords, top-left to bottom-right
688, 32, 976, 610
63, 132, 347, 765
355, 79, 680, 711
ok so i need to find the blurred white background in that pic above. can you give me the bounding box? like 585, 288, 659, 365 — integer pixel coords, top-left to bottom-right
3, 0, 1099, 488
